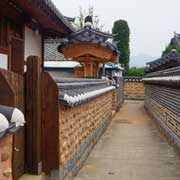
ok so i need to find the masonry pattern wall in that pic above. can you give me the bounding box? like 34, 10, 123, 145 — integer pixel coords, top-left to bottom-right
124, 81, 144, 100
0, 135, 13, 180
144, 67, 180, 152
113, 80, 124, 110
55, 91, 113, 180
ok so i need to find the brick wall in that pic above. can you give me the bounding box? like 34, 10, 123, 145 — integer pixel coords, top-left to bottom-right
0, 134, 13, 180
124, 81, 145, 100
54, 91, 113, 180
144, 84, 180, 152
112, 90, 117, 111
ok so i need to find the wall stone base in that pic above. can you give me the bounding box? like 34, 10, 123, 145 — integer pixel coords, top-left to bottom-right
48, 114, 112, 180
145, 104, 180, 155
0, 134, 13, 180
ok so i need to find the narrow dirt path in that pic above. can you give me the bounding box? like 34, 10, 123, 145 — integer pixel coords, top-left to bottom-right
75, 100, 180, 180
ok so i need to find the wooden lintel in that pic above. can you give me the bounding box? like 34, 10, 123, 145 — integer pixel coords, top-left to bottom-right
78, 56, 115, 63
63, 42, 117, 62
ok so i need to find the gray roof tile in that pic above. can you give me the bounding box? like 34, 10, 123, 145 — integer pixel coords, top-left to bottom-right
53, 77, 115, 106
145, 50, 180, 73
44, 39, 65, 61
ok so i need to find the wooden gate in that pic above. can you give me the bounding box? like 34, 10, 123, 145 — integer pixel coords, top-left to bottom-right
0, 69, 25, 180
26, 56, 59, 175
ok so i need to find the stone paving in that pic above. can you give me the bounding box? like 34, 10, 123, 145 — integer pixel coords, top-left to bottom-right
75, 100, 180, 180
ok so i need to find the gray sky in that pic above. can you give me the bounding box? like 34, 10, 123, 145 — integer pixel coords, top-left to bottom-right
52, 0, 180, 62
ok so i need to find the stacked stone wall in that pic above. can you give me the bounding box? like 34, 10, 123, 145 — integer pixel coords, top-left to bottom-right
144, 66, 180, 153
51, 91, 114, 180
124, 77, 144, 100
0, 135, 13, 180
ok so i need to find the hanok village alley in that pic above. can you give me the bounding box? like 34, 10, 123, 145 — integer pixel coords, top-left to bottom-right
0, 0, 179, 180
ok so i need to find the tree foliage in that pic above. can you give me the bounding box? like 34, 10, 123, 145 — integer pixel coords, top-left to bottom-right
112, 20, 130, 70
126, 67, 144, 76
162, 44, 180, 56
75, 6, 104, 30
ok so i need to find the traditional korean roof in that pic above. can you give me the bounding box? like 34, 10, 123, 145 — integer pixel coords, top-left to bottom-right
170, 32, 180, 49
41, 0, 76, 31
59, 16, 118, 53
124, 76, 143, 82
143, 66, 180, 86
61, 29, 117, 52
9, 0, 76, 35
64, 16, 75, 22
44, 39, 65, 61
0, 105, 25, 139
53, 77, 116, 106
145, 49, 180, 73
44, 61, 81, 70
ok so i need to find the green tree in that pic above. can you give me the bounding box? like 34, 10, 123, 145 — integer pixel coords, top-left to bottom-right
162, 44, 180, 56
112, 20, 130, 70
126, 67, 144, 76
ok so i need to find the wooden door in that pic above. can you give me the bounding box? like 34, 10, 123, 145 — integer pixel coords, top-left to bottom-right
11, 38, 24, 75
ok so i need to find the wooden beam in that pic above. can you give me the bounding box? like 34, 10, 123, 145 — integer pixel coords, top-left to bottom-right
0, 1, 24, 25
63, 42, 117, 62
11, 0, 69, 34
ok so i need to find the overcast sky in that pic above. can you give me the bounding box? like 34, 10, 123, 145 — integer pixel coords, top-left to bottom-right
52, 0, 180, 62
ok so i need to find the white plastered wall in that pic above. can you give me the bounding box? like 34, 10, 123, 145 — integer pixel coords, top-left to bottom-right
0, 54, 8, 70
24, 26, 42, 61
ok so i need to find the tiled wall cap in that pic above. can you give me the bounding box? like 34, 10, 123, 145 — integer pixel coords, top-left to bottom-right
11, 108, 25, 128
0, 105, 25, 134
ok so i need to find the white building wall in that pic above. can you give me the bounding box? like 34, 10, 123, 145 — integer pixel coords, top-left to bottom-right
0, 54, 8, 70
24, 26, 42, 61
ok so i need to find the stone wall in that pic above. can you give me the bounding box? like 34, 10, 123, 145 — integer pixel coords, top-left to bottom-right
114, 78, 124, 110
0, 134, 13, 180
50, 91, 114, 180
124, 77, 144, 100
144, 66, 180, 152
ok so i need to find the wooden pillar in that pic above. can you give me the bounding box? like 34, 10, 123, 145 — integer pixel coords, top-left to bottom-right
83, 62, 94, 77
94, 62, 99, 77
102, 63, 106, 76
26, 56, 42, 174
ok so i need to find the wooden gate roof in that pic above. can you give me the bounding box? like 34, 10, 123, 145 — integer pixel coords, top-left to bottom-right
61, 27, 118, 52
57, 17, 118, 62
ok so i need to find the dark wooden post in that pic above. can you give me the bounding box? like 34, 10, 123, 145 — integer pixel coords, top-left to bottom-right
102, 63, 106, 76
26, 56, 42, 174
41, 72, 60, 173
